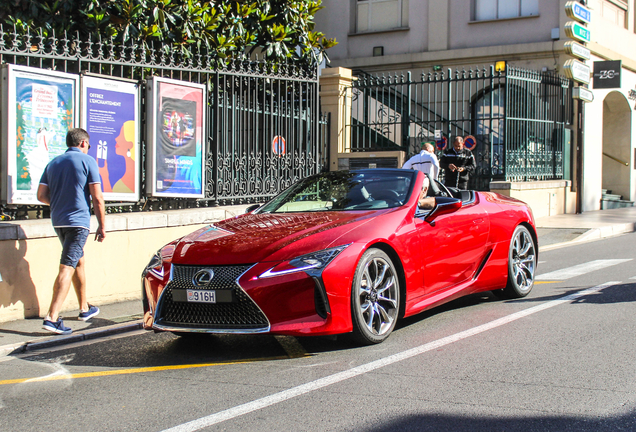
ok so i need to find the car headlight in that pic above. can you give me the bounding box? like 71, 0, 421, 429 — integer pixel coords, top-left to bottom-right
146, 251, 162, 270
143, 244, 175, 278
259, 244, 350, 279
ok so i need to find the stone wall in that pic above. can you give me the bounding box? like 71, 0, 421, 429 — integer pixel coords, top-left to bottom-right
0, 205, 250, 323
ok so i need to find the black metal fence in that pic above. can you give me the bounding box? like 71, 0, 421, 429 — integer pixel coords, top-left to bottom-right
349, 66, 572, 190
0, 27, 328, 219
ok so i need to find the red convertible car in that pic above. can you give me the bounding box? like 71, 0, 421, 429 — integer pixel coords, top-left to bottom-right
142, 169, 537, 344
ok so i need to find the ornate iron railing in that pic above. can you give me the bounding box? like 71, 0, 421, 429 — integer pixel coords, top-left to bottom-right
0, 26, 328, 219
349, 66, 572, 190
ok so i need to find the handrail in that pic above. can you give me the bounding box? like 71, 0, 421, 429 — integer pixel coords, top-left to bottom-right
603, 152, 629, 166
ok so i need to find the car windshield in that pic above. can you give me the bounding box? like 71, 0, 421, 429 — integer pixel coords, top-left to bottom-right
258, 170, 416, 213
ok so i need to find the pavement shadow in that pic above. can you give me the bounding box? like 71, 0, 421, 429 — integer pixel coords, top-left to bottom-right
361, 410, 636, 431
0, 226, 40, 319
506, 281, 636, 306
19, 282, 632, 368
398, 291, 499, 329
20, 331, 297, 368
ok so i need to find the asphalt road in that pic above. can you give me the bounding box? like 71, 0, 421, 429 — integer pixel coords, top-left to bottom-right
1, 233, 636, 432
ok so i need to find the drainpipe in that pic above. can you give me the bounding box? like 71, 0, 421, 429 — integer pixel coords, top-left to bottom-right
576, 97, 584, 213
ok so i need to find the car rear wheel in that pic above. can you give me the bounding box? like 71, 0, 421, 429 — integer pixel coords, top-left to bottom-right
494, 225, 536, 299
351, 249, 400, 345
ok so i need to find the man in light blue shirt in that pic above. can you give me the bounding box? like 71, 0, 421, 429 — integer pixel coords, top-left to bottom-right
37, 128, 106, 334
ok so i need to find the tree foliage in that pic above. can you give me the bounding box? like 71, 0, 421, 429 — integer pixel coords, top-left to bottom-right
1, 0, 337, 64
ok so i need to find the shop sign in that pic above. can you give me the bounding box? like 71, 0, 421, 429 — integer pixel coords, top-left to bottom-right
627, 88, 636, 110
593, 60, 621, 89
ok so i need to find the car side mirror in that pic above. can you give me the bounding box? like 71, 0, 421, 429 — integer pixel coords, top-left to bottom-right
245, 204, 261, 214
424, 197, 462, 226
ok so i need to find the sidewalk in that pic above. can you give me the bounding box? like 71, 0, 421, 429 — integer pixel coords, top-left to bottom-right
2, 206, 635, 357
535, 205, 636, 250
0, 300, 143, 357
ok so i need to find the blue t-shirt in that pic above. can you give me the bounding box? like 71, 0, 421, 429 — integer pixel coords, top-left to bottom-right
39, 147, 101, 229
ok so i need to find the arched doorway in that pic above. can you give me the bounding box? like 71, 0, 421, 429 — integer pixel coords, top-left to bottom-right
602, 92, 632, 203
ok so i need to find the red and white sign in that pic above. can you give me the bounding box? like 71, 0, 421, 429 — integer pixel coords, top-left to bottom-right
464, 135, 477, 151
272, 135, 286, 156
435, 136, 447, 150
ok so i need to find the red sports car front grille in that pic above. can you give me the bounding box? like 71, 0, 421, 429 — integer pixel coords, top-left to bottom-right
154, 264, 269, 330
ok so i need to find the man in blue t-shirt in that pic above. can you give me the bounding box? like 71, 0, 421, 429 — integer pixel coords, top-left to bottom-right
37, 128, 106, 335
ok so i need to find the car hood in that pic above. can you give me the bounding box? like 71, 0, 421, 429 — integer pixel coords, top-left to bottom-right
170, 211, 382, 265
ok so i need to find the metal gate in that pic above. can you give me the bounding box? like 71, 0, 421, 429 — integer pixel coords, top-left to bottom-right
349, 66, 572, 190
0, 27, 329, 219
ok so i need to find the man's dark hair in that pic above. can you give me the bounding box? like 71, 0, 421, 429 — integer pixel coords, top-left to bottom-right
66, 128, 90, 147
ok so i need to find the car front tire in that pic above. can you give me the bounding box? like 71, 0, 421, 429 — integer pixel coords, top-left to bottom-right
350, 249, 400, 345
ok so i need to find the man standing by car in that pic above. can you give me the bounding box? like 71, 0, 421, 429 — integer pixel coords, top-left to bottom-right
440, 136, 476, 190
37, 128, 106, 335
403, 141, 440, 180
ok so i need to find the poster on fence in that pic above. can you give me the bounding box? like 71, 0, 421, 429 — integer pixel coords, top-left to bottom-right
81, 75, 140, 202
146, 76, 206, 198
1, 65, 79, 204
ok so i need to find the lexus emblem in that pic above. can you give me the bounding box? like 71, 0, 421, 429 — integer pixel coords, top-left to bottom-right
192, 269, 214, 287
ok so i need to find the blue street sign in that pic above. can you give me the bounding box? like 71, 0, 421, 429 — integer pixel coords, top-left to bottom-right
566, 1, 591, 24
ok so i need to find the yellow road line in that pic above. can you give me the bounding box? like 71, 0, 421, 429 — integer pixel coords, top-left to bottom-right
0, 354, 310, 386
534, 281, 558, 284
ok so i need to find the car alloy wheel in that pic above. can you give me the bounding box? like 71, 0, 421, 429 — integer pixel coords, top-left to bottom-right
351, 249, 400, 344
495, 225, 536, 299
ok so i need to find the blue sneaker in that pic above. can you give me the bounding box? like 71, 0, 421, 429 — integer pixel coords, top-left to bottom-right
78, 304, 100, 321
42, 318, 72, 335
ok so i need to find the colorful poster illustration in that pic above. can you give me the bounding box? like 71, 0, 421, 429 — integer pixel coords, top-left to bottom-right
81, 75, 140, 201
147, 77, 206, 198
1, 65, 78, 204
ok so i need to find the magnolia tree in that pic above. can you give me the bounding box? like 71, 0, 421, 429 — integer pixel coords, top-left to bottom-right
1, 0, 336, 64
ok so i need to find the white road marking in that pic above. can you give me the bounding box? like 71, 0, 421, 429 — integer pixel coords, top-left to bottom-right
160, 281, 621, 432
536, 259, 631, 281
630, 276, 636, 280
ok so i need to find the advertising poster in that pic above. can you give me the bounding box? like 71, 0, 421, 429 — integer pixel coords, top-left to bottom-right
147, 77, 206, 198
1, 65, 79, 204
81, 75, 140, 201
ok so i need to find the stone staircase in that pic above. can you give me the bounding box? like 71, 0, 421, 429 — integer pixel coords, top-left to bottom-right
601, 189, 635, 209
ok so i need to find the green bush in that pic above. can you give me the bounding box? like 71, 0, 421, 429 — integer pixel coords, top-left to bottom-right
1, 0, 336, 64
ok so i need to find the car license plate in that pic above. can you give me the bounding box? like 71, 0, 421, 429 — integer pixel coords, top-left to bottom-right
186, 289, 216, 303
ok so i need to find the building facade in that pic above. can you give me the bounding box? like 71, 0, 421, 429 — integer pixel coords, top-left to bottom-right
315, 0, 636, 213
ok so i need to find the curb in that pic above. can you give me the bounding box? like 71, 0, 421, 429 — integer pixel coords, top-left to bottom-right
539, 223, 636, 252
0, 320, 143, 358
571, 222, 636, 243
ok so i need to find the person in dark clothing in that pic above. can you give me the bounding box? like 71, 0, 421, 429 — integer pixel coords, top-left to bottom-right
440, 136, 476, 190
